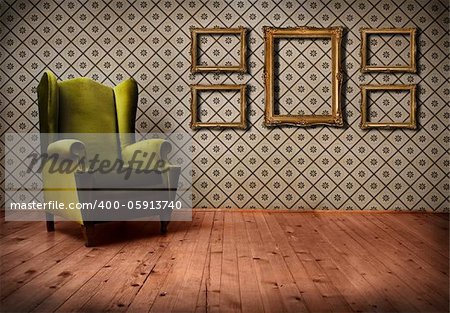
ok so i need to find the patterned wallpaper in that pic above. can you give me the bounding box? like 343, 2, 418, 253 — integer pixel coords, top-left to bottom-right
0, 0, 449, 211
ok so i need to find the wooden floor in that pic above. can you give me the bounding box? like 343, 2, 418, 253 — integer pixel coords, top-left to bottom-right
0, 211, 448, 313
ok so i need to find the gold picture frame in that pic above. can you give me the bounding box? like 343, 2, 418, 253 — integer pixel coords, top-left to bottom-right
190, 27, 247, 73
263, 26, 344, 127
360, 84, 417, 130
190, 84, 247, 129
360, 28, 417, 73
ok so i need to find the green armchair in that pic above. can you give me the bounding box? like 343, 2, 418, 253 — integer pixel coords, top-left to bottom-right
37, 71, 180, 246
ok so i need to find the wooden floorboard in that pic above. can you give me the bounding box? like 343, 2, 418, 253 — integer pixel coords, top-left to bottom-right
245, 212, 287, 313
0, 212, 448, 313
255, 213, 309, 313
233, 212, 264, 313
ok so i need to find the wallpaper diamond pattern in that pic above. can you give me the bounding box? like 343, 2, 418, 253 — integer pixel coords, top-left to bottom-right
275, 38, 332, 115
197, 33, 241, 67
198, 89, 242, 123
0, 0, 449, 211
367, 33, 411, 67
367, 89, 411, 123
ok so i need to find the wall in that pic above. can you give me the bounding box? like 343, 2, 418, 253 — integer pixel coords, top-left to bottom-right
0, 0, 448, 211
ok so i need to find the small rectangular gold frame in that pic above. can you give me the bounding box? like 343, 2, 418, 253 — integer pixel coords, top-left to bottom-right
263, 26, 344, 127
190, 27, 247, 73
360, 28, 417, 73
190, 84, 247, 129
360, 84, 417, 130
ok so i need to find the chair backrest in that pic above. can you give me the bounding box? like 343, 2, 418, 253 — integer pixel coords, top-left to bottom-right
37, 71, 138, 162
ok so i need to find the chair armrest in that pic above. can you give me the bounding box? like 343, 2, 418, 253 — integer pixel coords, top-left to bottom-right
47, 139, 86, 160
122, 139, 172, 168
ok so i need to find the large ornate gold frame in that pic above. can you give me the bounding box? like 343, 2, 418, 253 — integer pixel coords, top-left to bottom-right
263, 26, 344, 127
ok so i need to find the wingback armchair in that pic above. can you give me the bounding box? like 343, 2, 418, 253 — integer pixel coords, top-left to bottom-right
37, 71, 180, 246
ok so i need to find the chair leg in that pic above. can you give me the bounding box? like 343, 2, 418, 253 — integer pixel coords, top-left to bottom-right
81, 222, 95, 247
46, 213, 55, 232
160, 221, 169, 234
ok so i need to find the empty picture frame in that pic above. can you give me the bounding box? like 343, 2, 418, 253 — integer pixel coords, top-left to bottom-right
360, 28, 417, 73
360, 84, 417, 129
191, 27, 247, 72
263, 26, 344, 127
190, 84, 247, 129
